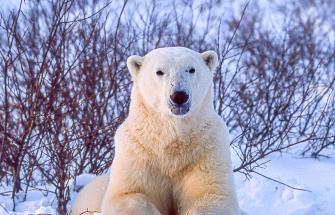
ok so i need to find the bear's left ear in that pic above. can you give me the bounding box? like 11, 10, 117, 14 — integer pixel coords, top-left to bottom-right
201, 50, 218, 72
127, 55, 144, 77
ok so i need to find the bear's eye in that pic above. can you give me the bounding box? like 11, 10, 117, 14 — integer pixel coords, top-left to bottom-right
156, 70, 164, 76
189, 67, 195, 74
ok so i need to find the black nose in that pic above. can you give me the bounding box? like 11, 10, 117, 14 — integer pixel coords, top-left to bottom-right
170, 91, 189, 105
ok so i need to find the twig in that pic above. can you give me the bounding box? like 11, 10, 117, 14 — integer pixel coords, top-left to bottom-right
252, 170, 312, 192
60, 1, 113, 24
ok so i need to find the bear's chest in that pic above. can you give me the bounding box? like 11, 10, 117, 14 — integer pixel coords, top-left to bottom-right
150, 136, 211, 177
125, 118, 215, 176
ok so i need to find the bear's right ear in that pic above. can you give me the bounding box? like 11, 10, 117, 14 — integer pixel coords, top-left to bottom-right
201, 51, 218, 72
127, 55, 144, 77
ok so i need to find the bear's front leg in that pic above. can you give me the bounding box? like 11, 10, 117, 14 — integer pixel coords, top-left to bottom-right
185, 198, 238, 215
176, 158, 240, 215
101, 193, 161, 215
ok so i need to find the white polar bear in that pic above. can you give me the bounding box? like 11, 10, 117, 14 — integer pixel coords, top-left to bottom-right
71, 47, 241, 215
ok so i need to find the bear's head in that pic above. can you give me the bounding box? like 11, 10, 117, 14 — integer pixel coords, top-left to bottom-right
127, 47, 218, 118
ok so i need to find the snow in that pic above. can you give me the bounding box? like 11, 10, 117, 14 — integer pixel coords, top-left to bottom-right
0, 188, 56, 215
235, 154, 335, 215
0, 173, 99, 215
1, 153, 334, 215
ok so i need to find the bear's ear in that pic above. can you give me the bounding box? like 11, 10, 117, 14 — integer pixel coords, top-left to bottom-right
201, 50, 218, 72
127, 55, 144, 77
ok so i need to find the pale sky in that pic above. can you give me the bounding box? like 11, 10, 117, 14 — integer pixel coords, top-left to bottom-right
1, 0, 20, 11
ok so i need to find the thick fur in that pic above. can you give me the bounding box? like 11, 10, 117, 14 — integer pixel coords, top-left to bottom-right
71, 47, 240, 215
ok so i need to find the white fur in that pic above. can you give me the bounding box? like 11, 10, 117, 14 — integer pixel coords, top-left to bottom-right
71, 47, 240, 215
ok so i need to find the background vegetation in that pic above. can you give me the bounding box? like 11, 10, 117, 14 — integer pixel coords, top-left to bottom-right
0, 0, 334, 213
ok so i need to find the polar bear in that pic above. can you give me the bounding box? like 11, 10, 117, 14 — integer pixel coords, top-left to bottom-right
71, 47, 240, 215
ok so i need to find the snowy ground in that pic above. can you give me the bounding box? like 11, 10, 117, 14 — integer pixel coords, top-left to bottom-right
235, 153, 335, 215
1, 152, 334, 215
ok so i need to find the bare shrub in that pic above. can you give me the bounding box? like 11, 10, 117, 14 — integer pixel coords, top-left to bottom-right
0, 0, 334, 213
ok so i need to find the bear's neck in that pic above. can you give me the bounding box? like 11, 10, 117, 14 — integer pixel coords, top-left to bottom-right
124, 87, 218, 176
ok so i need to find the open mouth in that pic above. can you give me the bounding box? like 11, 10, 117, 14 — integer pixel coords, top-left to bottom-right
169, 102, 191, 116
